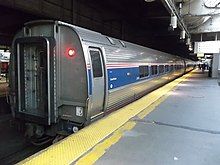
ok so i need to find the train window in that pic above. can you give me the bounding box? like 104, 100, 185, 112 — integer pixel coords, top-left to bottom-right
139, 66, 149, 78
174, 65, 177, 70
106, 37, 115, 45
90, 50, 103, 78
151, 65, 158, 75
177, 65, 182, 70
170, 65, 174, 71
159, 65, 164, 74
165, 65, 169, 72
118, 40, 126, 47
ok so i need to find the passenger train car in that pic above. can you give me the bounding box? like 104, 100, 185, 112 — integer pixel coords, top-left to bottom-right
9, 20, 195, 139
0, 51, 10, 75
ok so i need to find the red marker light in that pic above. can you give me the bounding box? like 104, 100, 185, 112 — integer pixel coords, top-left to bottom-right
68, 49, 76, 57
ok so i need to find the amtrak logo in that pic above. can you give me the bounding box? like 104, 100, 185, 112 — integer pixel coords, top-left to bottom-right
110, 77, 117, 81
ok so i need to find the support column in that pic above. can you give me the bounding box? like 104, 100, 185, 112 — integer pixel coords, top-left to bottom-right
212, 53, 220, 78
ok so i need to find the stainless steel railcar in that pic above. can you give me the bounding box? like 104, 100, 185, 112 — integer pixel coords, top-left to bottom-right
9, 20, 194, 138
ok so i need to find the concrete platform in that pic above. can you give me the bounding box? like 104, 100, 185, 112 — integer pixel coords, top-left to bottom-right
95, 71, 220, 165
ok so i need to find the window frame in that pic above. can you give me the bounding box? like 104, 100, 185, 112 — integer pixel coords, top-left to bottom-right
89, 48, 104, 78
139, 65, 149, 79
151, 65, 158, 76
159, 65, 165, 74
170, 65, 174, 72
165, 65, 169, 72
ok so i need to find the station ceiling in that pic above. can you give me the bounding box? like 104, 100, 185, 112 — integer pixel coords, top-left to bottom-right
0, 0, 195, 59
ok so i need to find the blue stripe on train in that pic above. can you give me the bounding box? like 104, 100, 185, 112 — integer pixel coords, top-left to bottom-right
107, 67, 142, 90
88, 69, 92, 95
88, 67, 162, 92
88, 67, 140, 93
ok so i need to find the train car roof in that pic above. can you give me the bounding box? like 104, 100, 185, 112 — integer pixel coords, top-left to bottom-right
57, 21, 185, 61
25, 20, 186, 61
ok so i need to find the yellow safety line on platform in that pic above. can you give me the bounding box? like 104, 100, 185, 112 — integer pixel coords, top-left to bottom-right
18, 71, 193, 165
75, 121, 137, 165
75, 94, 171, 165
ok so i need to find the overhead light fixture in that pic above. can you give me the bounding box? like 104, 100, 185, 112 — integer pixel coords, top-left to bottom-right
186, 38, 191, 45
189, 43, 193, 51
180, 30, 186, 39
170, 15, 177, 29
179, 3, 182, 9
179, 2, 182, 15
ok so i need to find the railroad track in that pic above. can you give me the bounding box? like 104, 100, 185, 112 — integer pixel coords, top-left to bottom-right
0, 114, 50, 164
0, 142, 49, 165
